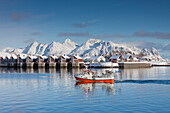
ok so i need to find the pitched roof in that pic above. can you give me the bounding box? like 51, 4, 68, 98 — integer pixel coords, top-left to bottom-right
73, 55, 82, 59
50, 55, 58, 59
123, 55, 131, 59
110, 55, 121, 59
19, 54, 27, 59
40, 55, 48, 59
29, 56, 37, 59
11, 55, 17, 59
62, 55, 70, 59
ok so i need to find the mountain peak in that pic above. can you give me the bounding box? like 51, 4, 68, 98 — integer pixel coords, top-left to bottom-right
64, 38, 72, 43
86, 39, 102, 44
1, 39, 165, 61
51, 41, 56, 44
30, 41, 39, 45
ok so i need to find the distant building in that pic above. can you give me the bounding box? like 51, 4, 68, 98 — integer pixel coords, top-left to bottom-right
71, 55, 83, 63
26, 55, 37, 63
48, 55, 58, 63
123, 55, 139, 62
37, 55, 48, 62
10, 55, 18, 62
17, 54, 27, 63
59, 55, 71, 63
109, 55, 123, 63
141, 56, 152, 62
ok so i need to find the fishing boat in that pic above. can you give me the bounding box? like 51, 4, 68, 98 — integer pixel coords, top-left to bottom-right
74, 67, 114, 83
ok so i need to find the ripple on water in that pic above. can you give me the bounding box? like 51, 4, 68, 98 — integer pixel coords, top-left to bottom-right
0, 67, 170, 113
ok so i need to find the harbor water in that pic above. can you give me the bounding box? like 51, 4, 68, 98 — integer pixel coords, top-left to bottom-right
0, 67, 170, 113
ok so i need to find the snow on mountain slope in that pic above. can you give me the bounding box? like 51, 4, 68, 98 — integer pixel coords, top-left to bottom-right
63, 39, 78, 49
43, 39, 78, 55
20, 39, 79, 56
2, 47, 24, 55
70, 39, 142, 56
21, 39, 78, 56
36, 44, 48, 55
0, 38, 164, 60
70, 39, 162, 60
43, 41, 63, 55
22, 41, 39, 55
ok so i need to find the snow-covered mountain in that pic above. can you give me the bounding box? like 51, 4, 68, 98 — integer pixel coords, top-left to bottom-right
17, 39, 78, 56
70, 39, 162, 59
22, 41, 48, 55
0, 38, 163, 60
2, 47, 24, 55
43, 39, 78, 55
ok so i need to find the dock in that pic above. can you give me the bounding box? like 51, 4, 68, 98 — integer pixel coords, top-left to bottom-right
118, 62, 152, 68
0, 61, 168, 69
0, 62, 85, 69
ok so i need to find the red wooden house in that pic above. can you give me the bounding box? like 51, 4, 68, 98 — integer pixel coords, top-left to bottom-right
17, 54, 27, 63
48, 55, 59, 62
109, 55, 123, 63
59, 55, 71, 63
37, 56, 48, 63
71, 55, 82, 63
123, 55, 139, 62
26, 56, 37, 63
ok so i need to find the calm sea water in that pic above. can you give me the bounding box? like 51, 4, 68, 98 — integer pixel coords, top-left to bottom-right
0, 67, 170, 113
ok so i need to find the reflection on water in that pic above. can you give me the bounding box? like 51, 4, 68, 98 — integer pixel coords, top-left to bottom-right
0, 67, 170, 81
0, 67, 170, 113
75, 82, 115, 97
115, 80, 170, 85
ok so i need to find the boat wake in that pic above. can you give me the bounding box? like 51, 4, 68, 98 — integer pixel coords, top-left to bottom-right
114, 80, 170, 85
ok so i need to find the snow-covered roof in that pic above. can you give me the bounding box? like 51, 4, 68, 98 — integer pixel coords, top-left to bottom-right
40, 56, 48, 59
29, 56, 37, 59
110, 55, 121, 59
2, 56, 6, 59
19, 54, 27, 59
73, 55, 82, 59
82, 56, 90, 60
6, 56, 11, 59
11, 55, 17, 59
50, 55, 58, 59
1, 55, 17, 59
133, 57, 139, 60
123, 55, 131, 59
62, 55, 70, 59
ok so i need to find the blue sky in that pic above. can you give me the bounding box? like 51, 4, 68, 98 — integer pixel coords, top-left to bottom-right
0, 0, 170, 58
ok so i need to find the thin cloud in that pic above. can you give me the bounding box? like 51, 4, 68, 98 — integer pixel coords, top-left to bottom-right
122, 40, 163, 49
92, 34, 128, 39
72, 20, 97, 28
57, 30, 170, 40
30, 32, 42, 36
58, 32, 91, 37
23, 38, 36, 44
10, 12, 31, 22
132, 30, 170, 39
57, 32, 127, 39
163, 44, 170, 50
